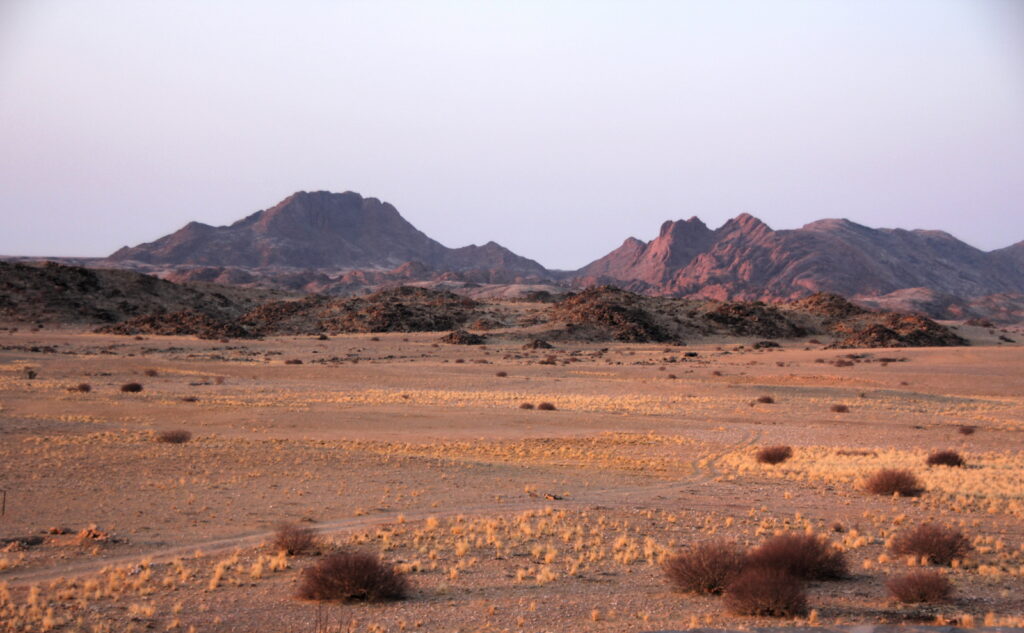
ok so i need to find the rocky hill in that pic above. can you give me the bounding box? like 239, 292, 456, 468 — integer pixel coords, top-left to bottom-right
577, 216, 1024, 317
0, 261, 277, 325
109, 190, 547, 277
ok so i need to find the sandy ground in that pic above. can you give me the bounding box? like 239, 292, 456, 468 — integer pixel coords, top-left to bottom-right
0, 326, 1022, 632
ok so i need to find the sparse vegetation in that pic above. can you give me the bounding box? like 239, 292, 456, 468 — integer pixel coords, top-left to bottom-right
69, 383, 91, 393
156, 430, 192, 444
886, 570, 952, 603
519, 402, 535, 410
724, 568, 808, 617
120, 382, 143, 393
756, 445, 793, 465
863, 468, 923, 497
143, 369, 158, 377
830, 404, 849, 413
537, 402, 557, 411
745, 532, 847, 580
495, 371, 508, 377
756, 395, 775, 404
890, 523, 971, 565
297, 551, 408, 602
272, 522, 317, 555
926, 449, 965, 467
958, 425, 977, 435
663, 540, 746, 594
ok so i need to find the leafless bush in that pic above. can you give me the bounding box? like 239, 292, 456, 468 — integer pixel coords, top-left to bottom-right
120, 383, 143, 393
663, 540, 746, 594
863, 468, 923, 497
745, 532, 847, 580
756, 445, 793, 465
886, 570, 951, 603
273, 522, 318, 555
926, 450, 965, 467
724, 568, 807, 617
890, 523, 971, 565
156, 430, 192, 444
297, 551, 408, 602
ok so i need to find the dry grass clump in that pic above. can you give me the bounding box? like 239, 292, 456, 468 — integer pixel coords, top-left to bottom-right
863, 468, 923, 497
889, 523, 971, 566
886, 570, 952, 603
120, 382, 143, 393
663, 540, 746, 594
756, 445, 793, 465
724, 568, 807, 617
745, 533, 847, 580
297, 551, 408, 602
156, 430, 192, 444
756, 395, 775, 404
830, 404, 849, 413
519, 402, 535, 410
273, 522, 318, 555
926, 449, 965, 468
537, 402, 557, 411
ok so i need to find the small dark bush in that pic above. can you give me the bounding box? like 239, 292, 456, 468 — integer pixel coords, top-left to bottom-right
746, 532, 847, 580
24, 369, 37, 380
712, 370, 723, 376
724, 568, 807, 617
318, 334, 329, 340
519, 402, 535, 410
71, 383, 92, 393
957, 425, 976, 435
886, 570, 951, 603
663, 540, 746, 594
157, 430, 192, 444
144, 369, 159, 377
890, 523, 971, 565
120, 383, 143, 393
926, 450, 965, 467
284, 359, 303, 365
830, 404, 849, 413
297, 551, 408, 602
756, 445, 793, 465
756, 395, 775, 404
537, 402, 557, 411
863, 468, 923, 497
181, 396, 199, 403
495, 371, 508, 377
667, 374, 677, 379
273, 522, 317, 555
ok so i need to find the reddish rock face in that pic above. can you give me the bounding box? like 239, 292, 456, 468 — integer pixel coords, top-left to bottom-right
109, 191, 547, 276
579, 216, 1024, 303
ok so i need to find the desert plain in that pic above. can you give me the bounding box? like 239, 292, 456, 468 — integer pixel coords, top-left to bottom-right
1, 319, 1022, 633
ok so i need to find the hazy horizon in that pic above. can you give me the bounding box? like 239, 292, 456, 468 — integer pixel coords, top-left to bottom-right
2, 0, 1022, 269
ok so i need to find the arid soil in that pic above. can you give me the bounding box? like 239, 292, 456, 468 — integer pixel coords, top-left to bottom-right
0, 323, 1022, 633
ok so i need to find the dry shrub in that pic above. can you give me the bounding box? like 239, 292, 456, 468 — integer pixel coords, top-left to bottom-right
70, 383, 92, 393
957, 425, 976, 435
889, 523, 971, 566
863, 468, 923, 497
711, 370, 723, 376
143, 369, 159, 377
886, 570, 951, 603
273, 522, 317, 555
495, 371, 508, 377
756, 445, 793, 465
284, 359, 303, 365
830, 404, 849, 413
537, 402, 557, 411
663, 540, 746, 594
120, 383, 143, 393
724, 568, 807, 617
756, 395, 775, 404
297, 551, 408, 602
181, 396, 199, 403
157, 430, 192, 444
926, 450, 965, 468
746, 533, 847, 580
519, 402, 535, 410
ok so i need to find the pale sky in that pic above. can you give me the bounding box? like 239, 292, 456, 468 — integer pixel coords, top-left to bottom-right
1, 0, 1022, 269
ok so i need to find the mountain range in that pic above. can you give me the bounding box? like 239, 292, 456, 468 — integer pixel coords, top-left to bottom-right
105, 190, 1023, 322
